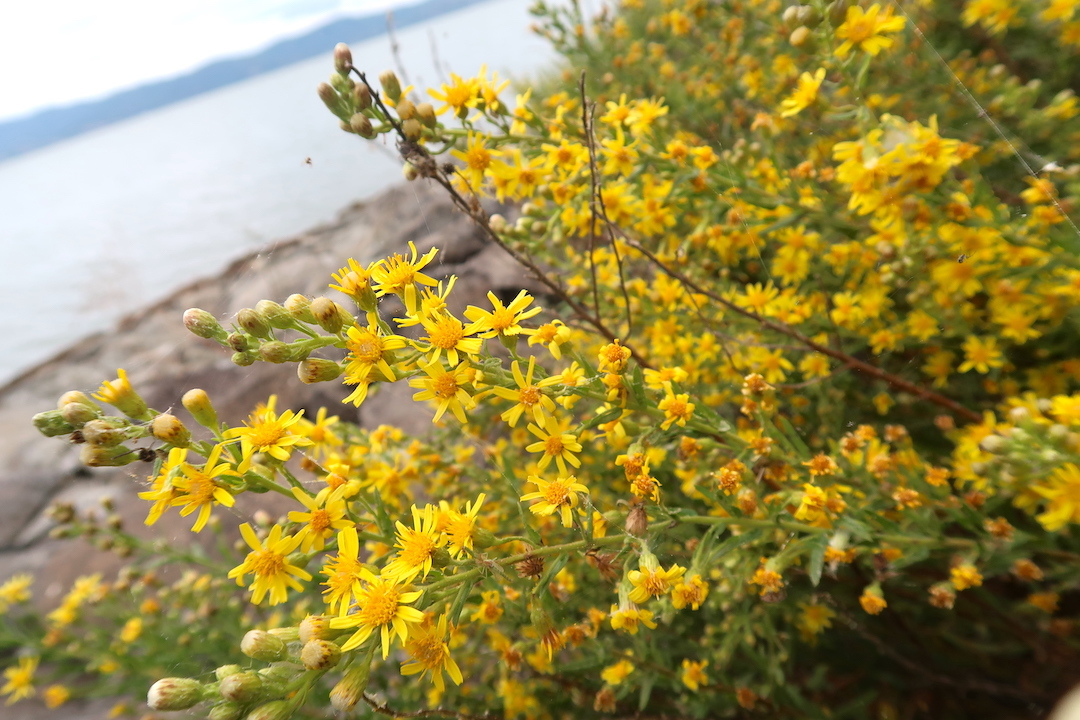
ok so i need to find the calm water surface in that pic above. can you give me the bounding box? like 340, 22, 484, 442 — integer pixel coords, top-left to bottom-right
0, 0, 551, 385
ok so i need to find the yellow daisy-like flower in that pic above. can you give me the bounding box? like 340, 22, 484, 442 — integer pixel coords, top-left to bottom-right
322, 526, 364, 616
0, 574, 33, 613
671, 574, 709, 610
520, 474, 589, 527
344, 323, 409, 383
658, 386, 695, 430
463, 289, 542, 339
608, 603, 657, 634
222, 395, 312, 470
681, 659, 709, 691
401, 614, 464, 692
957, 335, 1004, 374
491, 356, 556, 428
525, 418, 583, 474
137, 446, 189, 526
779, 68, 826, 118
383, 504, 447, 583
1, 656, 37, 705
370, 241, 440, 306
329, 257, 374, 304
294, 406, 344, 460
601, 659, 635, 686
834, 3, 906, 58
227, 523, 312, 606
444, 493, 487, 558
409, 361, 479, 424
288, 486, 353, 553
92, 368, 149, 419
527, 319, 572, 360
415, 310, 483, 367
427, 72, 479, 116
168, 443, 239, 533
329, 569, 425, 658
627, 560, 687, 604
43, 684, 70, 709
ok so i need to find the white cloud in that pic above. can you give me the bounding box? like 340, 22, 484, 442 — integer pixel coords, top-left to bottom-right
0, 0, 410, 121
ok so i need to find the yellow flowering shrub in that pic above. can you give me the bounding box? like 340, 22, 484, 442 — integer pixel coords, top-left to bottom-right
10, 0, 1080, 717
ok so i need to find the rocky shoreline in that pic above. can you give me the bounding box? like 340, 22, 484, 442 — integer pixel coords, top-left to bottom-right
0, 181, 530, 719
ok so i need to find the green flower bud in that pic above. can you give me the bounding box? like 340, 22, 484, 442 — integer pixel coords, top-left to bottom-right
333, 43, 353, 73
317, 82, 348, 121
80, 443, 137, 467
241, 630, 288, 662
60, 402, 98, 427
182, 389, 218, 429
298, 358, 343, 384
215, 665, 243, 681
150, 413, 191, 447
379, 70, 402, 102
310, 297, 351, 334
354, 84, 372, 111
284, 294, 317, 324
246, 700, 292, 720
81, 418, 128, 447
350, 113, 374, 137
232, 351, 257, 367
330, 661, 371, 713
34, 410, 76, 437
403, 162, 419, 181
789, 26, 813, 49
330, 71, 355, 95
259, 341, 292, 364
57, 391, 100, 411
208, 701, 245, 720
147, 677, 205, 711
227, 332, 251, 352
300, 639, 341, 670
416, 102, 437, 128
396, 98, 416, 120
237, 308, 273, 340
183, 308, 228, 342
298, 615, 334, 644
219, 671, 265, 704
256, 300, 294, 330
402, 118, 423, 141
827, 0, 851, 27
796, 5, 820, 28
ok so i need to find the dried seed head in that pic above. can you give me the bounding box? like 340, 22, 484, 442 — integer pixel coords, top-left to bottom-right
516, 553, 545, 580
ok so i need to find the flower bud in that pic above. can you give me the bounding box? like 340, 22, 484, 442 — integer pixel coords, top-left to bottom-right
354, 84, 372, 111
333, 43, 353, 73
259, 341, 292, 364
396, 97, 416, 120
789, 26, 813, 49
94, 369, 149, 420
147, 677, 205, 711
330, 662, 371, 712
247, 700, 291, 720
489, 214, 508, 233
183, 308, 228, 342
237, 308, 273, 340
219, 671, 265, 704
310, 297, 351, 334
349, 113, 373, 137
82, 418, 128, 447
416, 102, 437, 128
80, 444, 137, 467
379, 70, 402, 102
255, 300, 293, 330
182, 389, 218, 429
796, 5, 821, 28
625, 504, 649, 537
150, 413, 191, 447
232, 351, 257, 367
298, 615, 335, 644
330, 71, 355, 95
241, 630, 288, 662
60, 401, 99, 426
828, 0, 852, 26
33, 410, 77, 437
401, 118, 423, 141
284, 294, 317, 324
403, 162, 419, 181
208, 701, 245, 720
781, 5, 800, 29
215, 664, 243, 681
301, 639, 341, 670
317, 82, 348, 120
58, 391, 100, 411
298, 358, 343, 384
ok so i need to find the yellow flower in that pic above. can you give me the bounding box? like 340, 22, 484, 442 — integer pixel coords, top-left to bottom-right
444, 493, 487, 558
961, 0, 1020, 34
222, 395, 312, 470
471, 590, 503, 624
288, 486, 353, 553
0, 574, 33, 613
427, 72, 479, 116
491, 357, 557, 428
322, 526, 364, 616
658, 386, 695, 430
601, 659, 635, 686
779, 68, 826, 118
370, 241, 440, 306
797, 603, 836, 640
958, 335, 1004, 374
950, 564, 983, 591
92, 368, 149, 419
401, 614, 464, 692
43, 684, 70, 708
608, 603, 657, 634
525, 418, 583, 474
681, 659, 709, 691
168, 443, 239, 533
794, 483, 829, 525
834, 4, 906, 58
464, 290, 542, 339
344, 324, 408, 384
329, 569, 425, 658
227, 523, 312, 606
671, 575, 709, 610
383, 504, 447, 583
520, 474, 589, 527
629, 560, 686, 606
409, 361, 479, 424
1034, 463, 1080, 531
1, 656, 37, 704
859, 585, 888, 615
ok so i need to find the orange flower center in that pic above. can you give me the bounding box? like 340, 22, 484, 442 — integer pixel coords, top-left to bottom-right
250, 549, 285, 578
428, 315, 465, 349
519, 386, 541, 406
432, 373, 459, 400
359, 582, 402, 627
542, 479, 572, 506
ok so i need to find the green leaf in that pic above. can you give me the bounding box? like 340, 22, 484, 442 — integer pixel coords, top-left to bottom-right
638, 675, 655, 711
808, 534, 828, 587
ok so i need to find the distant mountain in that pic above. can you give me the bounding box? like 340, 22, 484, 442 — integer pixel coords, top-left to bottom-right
0, 0, 487, 162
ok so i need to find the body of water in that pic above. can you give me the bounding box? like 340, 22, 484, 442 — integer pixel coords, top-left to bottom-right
0, 0, 552, 385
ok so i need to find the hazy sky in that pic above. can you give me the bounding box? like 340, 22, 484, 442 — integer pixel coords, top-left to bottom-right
0, 0, 411, 122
